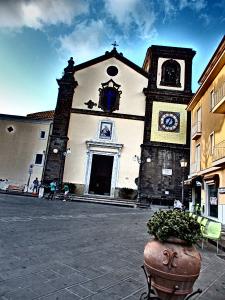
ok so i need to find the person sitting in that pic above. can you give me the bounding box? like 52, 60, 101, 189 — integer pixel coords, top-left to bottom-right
174, 199, 183, 210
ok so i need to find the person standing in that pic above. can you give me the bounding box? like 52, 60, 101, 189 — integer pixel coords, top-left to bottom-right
38, 181, 44, 198
32, 177, 39, 194
48, 180, 57, 200
63, 184, 69, 202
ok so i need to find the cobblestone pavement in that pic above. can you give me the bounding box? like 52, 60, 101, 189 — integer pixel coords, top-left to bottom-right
0, 194, 224, 300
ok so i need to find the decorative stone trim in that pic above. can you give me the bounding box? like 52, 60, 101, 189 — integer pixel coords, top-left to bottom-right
86, 140, 123, 153
71, 108, 145, 121
84, 140, 123, 197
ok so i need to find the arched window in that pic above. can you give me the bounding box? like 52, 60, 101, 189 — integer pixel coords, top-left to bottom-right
160, 59, 181, 87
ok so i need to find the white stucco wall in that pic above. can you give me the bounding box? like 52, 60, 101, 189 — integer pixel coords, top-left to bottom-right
64, 114, 144, 190
0, 117, 51, 186
72, 57, 148, 116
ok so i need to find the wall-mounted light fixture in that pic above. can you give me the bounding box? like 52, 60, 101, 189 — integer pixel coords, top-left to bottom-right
133, 154, 151, 206
180, 157, 188, 205
53, 148, 71, 156
133, 155, 151, 164
52, 148, 72, 189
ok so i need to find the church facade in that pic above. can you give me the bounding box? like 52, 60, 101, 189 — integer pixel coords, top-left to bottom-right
43, 44, 195, 205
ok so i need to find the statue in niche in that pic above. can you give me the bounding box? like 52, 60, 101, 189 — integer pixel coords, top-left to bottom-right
160, 59, 181, 87
98, 79, 122, 113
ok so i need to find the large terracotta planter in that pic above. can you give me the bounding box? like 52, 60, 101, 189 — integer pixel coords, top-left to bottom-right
144, 238, 201, 300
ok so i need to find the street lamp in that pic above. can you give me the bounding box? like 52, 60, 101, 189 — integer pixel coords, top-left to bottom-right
133, 155, 151, 164
26, 164, 34, 192
53, 148, 71, 156
53, 148, 71, 189
180, 158, 188, 206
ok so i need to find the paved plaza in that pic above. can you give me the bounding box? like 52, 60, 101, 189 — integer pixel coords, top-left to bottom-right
0, 194, 225, 300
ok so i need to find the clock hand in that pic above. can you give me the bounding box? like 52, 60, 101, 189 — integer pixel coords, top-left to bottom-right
165, 118, 172, 125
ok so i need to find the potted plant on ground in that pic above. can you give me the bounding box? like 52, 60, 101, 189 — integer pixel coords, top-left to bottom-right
144, 209, 202, 300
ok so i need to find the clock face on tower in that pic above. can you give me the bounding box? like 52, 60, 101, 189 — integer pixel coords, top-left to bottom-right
158, 111, 180, 132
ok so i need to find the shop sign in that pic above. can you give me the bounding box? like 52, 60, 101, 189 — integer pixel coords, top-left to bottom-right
210, 197, 217, 205
218, 187, 225, 194
162, 168, 172, 176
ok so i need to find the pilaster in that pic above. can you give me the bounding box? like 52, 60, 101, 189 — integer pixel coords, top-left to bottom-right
43, 58, 78, 185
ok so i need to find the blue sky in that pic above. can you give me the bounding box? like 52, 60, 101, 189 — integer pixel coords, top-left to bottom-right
0, 0, 224, 116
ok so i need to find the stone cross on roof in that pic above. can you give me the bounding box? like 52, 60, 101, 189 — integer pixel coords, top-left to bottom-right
112, 41, 119, 50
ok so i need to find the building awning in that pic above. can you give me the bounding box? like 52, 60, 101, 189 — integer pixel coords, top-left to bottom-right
203, 173, 220, 186
184, 178, 193, 185
184, 175, 202, 186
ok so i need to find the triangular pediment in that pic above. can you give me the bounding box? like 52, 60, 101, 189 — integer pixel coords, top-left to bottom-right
74, 49, 148, 78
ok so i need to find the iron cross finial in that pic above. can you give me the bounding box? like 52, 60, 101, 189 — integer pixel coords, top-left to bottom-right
112, 41, 119, 49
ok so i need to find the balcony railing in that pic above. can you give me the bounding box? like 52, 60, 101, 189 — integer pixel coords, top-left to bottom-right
212, 140, 225, 163
212, 81, 225, 113
191, 121, 202, 140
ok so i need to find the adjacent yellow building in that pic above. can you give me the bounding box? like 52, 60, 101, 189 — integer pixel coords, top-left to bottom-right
187, 36, 225, 224
0, 113, 52, 191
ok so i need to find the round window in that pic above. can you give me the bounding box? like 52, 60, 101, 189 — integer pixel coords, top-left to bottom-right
107, 66, 118, 76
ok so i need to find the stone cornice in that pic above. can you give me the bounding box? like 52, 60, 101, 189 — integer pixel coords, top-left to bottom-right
71, 108, 145, 121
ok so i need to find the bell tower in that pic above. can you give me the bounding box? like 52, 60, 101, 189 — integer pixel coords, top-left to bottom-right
138, 45, 196, 207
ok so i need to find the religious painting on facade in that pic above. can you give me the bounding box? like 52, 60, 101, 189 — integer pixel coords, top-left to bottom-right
99, 121, 112, 139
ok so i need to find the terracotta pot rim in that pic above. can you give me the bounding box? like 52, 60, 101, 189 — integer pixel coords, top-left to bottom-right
153, 237, 189, 245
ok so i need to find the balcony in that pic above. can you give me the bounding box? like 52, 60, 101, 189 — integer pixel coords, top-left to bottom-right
212, 81, 225, 113
212, 140, 225, 166
191, 121, 202, 140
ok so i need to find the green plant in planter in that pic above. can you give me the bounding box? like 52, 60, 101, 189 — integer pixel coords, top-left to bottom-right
147, 210, 202, 245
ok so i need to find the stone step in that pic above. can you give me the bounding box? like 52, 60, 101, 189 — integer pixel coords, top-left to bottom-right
67, 195, 136, 208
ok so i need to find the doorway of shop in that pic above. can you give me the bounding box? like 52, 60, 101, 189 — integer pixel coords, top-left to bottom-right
208, 184, 218, 218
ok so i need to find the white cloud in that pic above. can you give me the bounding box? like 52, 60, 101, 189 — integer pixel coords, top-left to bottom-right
58, 0, 158, 63
160, 0, 177, 21
104, 0, 157, 40
179, 0, 207, 11
104, 0, 138, 26
158, 0, 208, 25
58, 20, 110, 63
199, 13, 210, 25
0, 0, 89, 29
